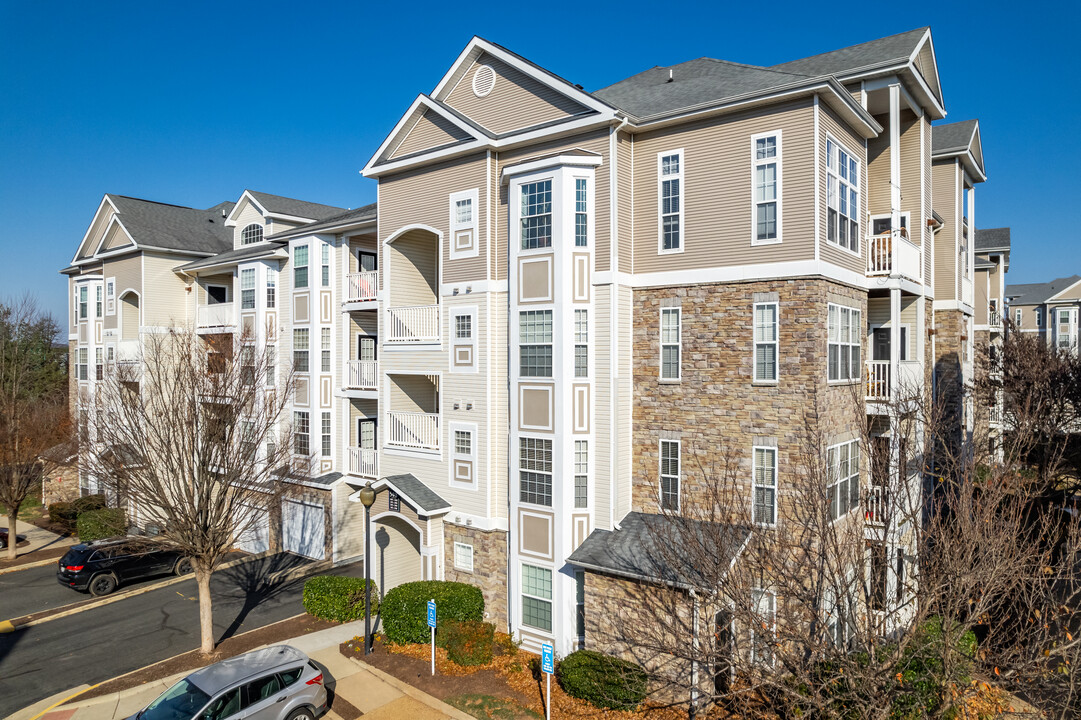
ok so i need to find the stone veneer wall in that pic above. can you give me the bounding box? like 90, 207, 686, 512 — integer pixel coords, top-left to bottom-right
631, 278, 867, 517
443, 523, 508, 628
933, 309, 965, 461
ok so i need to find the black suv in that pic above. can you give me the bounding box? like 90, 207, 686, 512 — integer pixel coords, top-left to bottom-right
57, 538, 193, 596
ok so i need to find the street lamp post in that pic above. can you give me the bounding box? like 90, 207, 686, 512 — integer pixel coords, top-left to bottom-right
358, 480, 377, 655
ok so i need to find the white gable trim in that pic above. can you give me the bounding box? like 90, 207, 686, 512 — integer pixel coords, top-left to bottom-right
363, 95, 489, 176
1047, 278, 1081, 302
908, 29, 945, 113
92, 215, 138, 257
72, 195, 121, 264
225, 191, 269, 227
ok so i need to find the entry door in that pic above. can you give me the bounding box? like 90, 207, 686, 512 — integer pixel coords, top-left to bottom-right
358, 419, 376, 450
358, 251, 377, 272
358, 335, 377, 362
872, 328, 891, 361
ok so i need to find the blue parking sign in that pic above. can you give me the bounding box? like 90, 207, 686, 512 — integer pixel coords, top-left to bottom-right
541, 642, 554, 674
427, 599, 436, 628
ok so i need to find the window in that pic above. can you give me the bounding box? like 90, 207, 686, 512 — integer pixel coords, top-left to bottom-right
753, 447, 777, 525
519, 437, 553, 506
575, 570, 586, 644
660, 439, 680, 511
826, 138, 860, 252
1057, 308, 1078, 351
661, 308, 681, 380
95, 348, 103, 381
456, 314, 472, 339
828, 304, 862, 382
321, 412, 331, 457
454, 542, 474, 572
751, 589, 776, 666
659, 151, 683, 252
827, 591, 851, 648
754, 303, 778, 382
752, 133, 781, 243
242, 224, 263, 245
574, 309, 588, 377
79, 286, 88, 320
519, 310, 553, 377
450, 189, 479, 259
293, 245, 308, 289
293, 329, 309, 372
266, 345, 275, 387
574, 440, 588, 508
869, 542, 887, 611
266, 272, 276, 308
455, 430, 472, 456
321, 244, 330, 287
521, 564, 553, 632
1036, 308, 1043, 327
293, 412, 310, 456
240, 268, 255, 310
827, 439, 860, 521
898, 326, 911, 362
455, 198, 473, 225
896, 548, 906, 603
106, 279, 115, 315
520, 181, 552, 250
239, 420, 256, 458
321, 327, 331, 373
95, 285, 103, 318
240, 345, 255, 385
575, 178, 588, 247
78, 348, 88, 380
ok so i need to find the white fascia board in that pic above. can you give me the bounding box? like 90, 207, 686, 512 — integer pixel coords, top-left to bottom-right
263, 211, 319, 224
841, 62, 946, 120
593, 258, 872, 292
932, 149, 987, 183
270, 218, 377, 242
907, 29, 945, 113
91, 215, 138, 257
72, 195, 120, 264
500, 153, 603, 183
225, 191, 268, 227
362, 95, 489, 177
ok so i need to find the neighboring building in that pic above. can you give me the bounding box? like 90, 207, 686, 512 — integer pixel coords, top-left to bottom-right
1006, 275, 1081, 354
973, 227, 1010, 453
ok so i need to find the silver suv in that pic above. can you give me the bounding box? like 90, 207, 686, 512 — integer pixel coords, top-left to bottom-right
130, 645, 327, 720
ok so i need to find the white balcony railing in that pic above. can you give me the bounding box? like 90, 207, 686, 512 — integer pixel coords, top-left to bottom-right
345, 360, 378, 390
989, 405, 1003, 425
866, 360, 891, 401
387, 411, 440, 451
989, 309, 1001, 328
347, 447, 378, 478
865, 485, 888, 527
346, 271, 378, 302
387, 305, 440, 343
867, 232, 922, 281
198, 302, 235, 328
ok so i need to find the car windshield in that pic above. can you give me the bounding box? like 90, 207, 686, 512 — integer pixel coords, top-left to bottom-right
139, 679, 210, 720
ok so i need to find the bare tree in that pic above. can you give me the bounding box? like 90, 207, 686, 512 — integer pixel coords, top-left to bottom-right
84, 326, 293, 655
0, 296, 69, 561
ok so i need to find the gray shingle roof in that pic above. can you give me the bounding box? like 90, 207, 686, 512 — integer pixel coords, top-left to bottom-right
267, 203, 377, 241
247, 191, 347, 222
975, 227, 1011, 251
380, 473, 450, 514
108, 196, 235, 255
769, 27, 928, 77
1006, 276, 1081, 305
932, 119, 978, 154
567, 512, 751, 589
177, 243, 286, 272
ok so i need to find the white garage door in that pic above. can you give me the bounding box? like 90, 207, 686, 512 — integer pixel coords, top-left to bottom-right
236, 505, 269, 554
373, 516, 422, 597
282, 500, 326, 560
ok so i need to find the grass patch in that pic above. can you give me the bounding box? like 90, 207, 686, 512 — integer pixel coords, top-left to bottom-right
0, 491, 45, 523
446, 694, 541, 720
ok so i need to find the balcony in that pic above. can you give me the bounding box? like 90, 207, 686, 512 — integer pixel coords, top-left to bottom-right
198, 302, 235, 329
865, 486, 888, 527
345, 360, 378, 391
116, 339, 141, 363
989, 309, 1001, 328
867, 232, 921, 283
866, 360, 891, 401
345, 271, 378, 303
347, 447, 378, 479
386, 411, 440, 452
387, 305, 440, 343
989, 405, 1003, 426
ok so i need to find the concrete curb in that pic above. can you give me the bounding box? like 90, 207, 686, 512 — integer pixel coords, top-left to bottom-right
0, 555, 66, 576
6, 683, 93, 720
342, 654, 476, 720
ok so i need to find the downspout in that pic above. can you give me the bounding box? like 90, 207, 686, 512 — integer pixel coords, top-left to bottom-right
690, 588, 700, 718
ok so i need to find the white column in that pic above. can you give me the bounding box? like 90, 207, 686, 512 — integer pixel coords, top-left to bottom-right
889, 84, 902, 242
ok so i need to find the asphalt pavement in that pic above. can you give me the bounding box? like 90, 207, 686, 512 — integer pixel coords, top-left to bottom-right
0, 554, 361, 718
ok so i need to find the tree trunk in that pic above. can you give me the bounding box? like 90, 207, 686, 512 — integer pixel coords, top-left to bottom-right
195, 565, 215, 655
6, 511, 16, 561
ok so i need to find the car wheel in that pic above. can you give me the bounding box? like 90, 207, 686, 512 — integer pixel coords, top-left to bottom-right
174, 557, 194, 576
286, 709, 314, 720
89, 573, 117, 597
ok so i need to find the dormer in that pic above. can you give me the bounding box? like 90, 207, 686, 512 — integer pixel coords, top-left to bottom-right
224, 190, 347, 251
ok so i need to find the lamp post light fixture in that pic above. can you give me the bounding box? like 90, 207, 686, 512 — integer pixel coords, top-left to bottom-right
358, 480, 377, 655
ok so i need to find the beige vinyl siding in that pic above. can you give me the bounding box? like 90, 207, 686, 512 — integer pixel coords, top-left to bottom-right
866, 110, 923, 264
819, 103, 868, 274
616, 130, 634, 273
232, 199, 265, 249
488, 293, 508, 520
266, 219, 303, 236
391, 110, 472, 160
197, 272, 234, 307
373, 515, 423, 595
1054, 281, 1081, 301
1013, 304, 1041, 331
379, 153, 488, 285
632, 99, 816, 274
347, 235, 379, 273
444, 53, 588, 136
923, 115, 933, 286
975, 271, 989, 324
495, 129, 610, 276
101, 222, 134, 252
386, 230, 439, 307
77, 203, 117, 260
333, 483, 365, 561
103, 255, 142, 330
932, 161, 960, 301
142, 253, 194, 326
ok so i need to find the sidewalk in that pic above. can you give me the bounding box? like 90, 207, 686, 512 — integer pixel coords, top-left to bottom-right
11, 620, 472, 720
0, 523, 76, 572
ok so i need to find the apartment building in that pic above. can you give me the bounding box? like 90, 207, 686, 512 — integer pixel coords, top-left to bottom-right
1006, 275, 1081, 353
973, 228, 1010, 450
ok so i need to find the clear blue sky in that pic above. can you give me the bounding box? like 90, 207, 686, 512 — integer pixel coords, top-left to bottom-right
2, 0, 1078, 325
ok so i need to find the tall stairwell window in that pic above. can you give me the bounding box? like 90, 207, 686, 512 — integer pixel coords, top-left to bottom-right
826, 137, 860, 253
659, 150, 683, 252
754, 302, 779, 382
752, 132, 781, 244
661, 308, 681, 380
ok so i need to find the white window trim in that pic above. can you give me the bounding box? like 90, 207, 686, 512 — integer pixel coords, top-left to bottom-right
1015, 308, 1023, 326
574, 308, 590, 379
574, 439, 590, 510
449, 306, 478, 374
448, 420, 478, 491
1036, 307, 1043, 327
827, 303, 862, 385
900, 324, 913, 362
449, 188, 479, 260
868, 212, 912, 240
573, 176, 592, 249
752, 445, 778, 527
321, 242, 331, 288
240, 267, 256, 310
750, 130, 783, 246
518, 434, 554, 508
206, 283, 229, 304
826, 438, 860, 523
659, 438, 681, 512
105, 277, 115, 316
293, 243, 309, 290
753, 302, 779, 383
657, 149, 685, 255
660, 307, 682, 382
516, 176, 556, 255
825, 134, 862, 258
519, 563, 554, 633
453, 542, 474, 572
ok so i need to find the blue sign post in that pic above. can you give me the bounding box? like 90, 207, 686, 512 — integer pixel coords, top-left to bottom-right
427, 599, 436, 676
541, 643, 554, 720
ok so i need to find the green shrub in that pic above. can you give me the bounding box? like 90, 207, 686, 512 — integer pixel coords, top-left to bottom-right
302, 575, 378, 622
48, 501, 77, 529
556, 649, 648, 711
72, 494, 107, 515
76, 508, 126, 542
440, 620, 495, 666
380, 581, 484, 645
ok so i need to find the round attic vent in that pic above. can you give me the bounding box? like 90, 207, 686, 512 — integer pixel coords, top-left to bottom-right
472, 65, 496, 98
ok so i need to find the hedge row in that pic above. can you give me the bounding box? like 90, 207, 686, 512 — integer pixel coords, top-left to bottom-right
76, 508, 127, 543
381, 581, 484, 645
556, 649, 648, 711
49, 494, 109, 532
303, 575, 378, 622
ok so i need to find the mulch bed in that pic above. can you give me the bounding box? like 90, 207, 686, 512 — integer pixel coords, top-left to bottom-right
0, 544, 70, 570
68, 614, 338, 703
